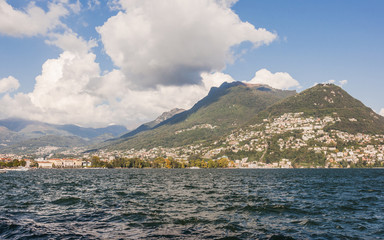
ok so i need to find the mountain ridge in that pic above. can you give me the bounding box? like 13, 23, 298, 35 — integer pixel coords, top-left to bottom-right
106, 81, 296, 150
252, 83, 384, 134
0, 118, 128, 152
120, 108, 185, 138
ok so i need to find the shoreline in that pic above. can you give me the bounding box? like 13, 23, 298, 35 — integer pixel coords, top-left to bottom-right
9, 167, 383, 170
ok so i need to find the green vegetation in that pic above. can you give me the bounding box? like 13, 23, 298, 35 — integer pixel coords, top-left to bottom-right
89, 156, 230, 169
0, 135, 88, 154
106, 83, 295, 150
0, 159, 26, 168
99, 83, 384, 169
252, 84, 384, 134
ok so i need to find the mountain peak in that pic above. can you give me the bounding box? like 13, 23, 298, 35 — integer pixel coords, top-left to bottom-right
120, 108, 186, 139
153, 108, 185, 125
256, 83, 384, 134
112, 81, 296, 149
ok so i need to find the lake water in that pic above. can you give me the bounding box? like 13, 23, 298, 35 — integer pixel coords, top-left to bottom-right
0, 169, 383, 239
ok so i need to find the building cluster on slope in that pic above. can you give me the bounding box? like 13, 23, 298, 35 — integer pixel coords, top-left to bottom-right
175, 124, 217, 134
98, 112, 384, 168
2, 112, 384, 169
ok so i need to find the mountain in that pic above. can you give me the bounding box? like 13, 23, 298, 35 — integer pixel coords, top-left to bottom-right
0, 135, 88, 155
58, 124, 128, 139
208, 83, 384, 168
121, 108, 185, 138
0, 118, 128, 151
253, 83, 384, 134
100, 82, 384, 168
106, 82, 296, 150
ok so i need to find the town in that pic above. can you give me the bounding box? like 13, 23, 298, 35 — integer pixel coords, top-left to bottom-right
1, 112, 383, 169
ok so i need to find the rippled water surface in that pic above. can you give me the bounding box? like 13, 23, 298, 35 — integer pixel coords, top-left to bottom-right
1, 169, 383, 239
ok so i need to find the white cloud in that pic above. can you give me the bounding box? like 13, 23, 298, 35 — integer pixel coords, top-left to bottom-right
201, 72, 235, 90
107, 0, 121, 11
46, 31, 97, 54
97, 0, 277, 88
95, 71, 233, 128
380, 108, 384, 117
320, 79, 348, 87
0, 31, 107, 126
88, 0, 100, 10
0, 26, 234, 128
67, 0, 81, 14
0, 69, 232, 128
0, 76, 20, 93
0, 0, 70, 37
0, 0, 280, 128
339, 80, 348, 87
247, 69, 300, 90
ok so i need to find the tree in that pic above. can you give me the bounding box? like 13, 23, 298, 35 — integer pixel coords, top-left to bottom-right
207, 159, 216, 168
91, 156, 105, 168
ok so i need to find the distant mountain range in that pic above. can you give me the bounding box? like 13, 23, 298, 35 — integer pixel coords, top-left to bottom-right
0, 118, 128, 154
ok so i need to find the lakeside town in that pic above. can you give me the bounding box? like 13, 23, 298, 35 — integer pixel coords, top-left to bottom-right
1, 112, 384, 169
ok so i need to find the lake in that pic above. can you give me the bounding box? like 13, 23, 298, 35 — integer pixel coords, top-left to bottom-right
0, 169, 383, 239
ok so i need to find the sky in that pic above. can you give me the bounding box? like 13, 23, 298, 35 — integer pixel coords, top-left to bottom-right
0, 0, 383, 129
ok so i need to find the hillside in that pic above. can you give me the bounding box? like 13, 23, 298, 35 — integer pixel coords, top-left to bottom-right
0, 135, 88, 155
121, 108, 185, 138
253, 84, 384, 134
98, 83, 384, 168
208, 83, 384, 167
106, 82, 296, 150
0, 118, 128, 152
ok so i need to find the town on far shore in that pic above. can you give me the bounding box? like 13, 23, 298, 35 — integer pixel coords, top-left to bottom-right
1, 112, 384, 170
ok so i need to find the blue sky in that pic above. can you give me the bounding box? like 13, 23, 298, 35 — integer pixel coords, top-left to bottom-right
228, 0, 384, 111
0, 0, 383, 128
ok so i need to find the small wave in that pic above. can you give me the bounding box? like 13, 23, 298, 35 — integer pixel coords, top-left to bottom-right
360, 196, 379, 202
221, 222, 244, 232
0, 220, 20, 237
121, 212, 148, 222
359, 189, 381, 193
0, 219, 52, 239
51, 197, 82, 206
184, 185, 199, 189
338, 204, 362, 211
116, 191, 128, 196
269, 234, 296, 240
130, 191, 148, 197
173, 217, 212, 225
242, 204, 292, 214
297, 219, 320, 226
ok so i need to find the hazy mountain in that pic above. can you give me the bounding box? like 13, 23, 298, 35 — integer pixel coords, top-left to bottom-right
0, 118, 128, 150
121, 108, 185, 138
58, 124, 128, 139
0, 135, 88, 155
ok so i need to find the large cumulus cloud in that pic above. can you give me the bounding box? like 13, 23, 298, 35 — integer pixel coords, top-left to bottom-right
97, 0, 277, 88
0, 76, 19, 93
0, 30, 236, 127
0, 0, 281, 128
0, 0, 79, 37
